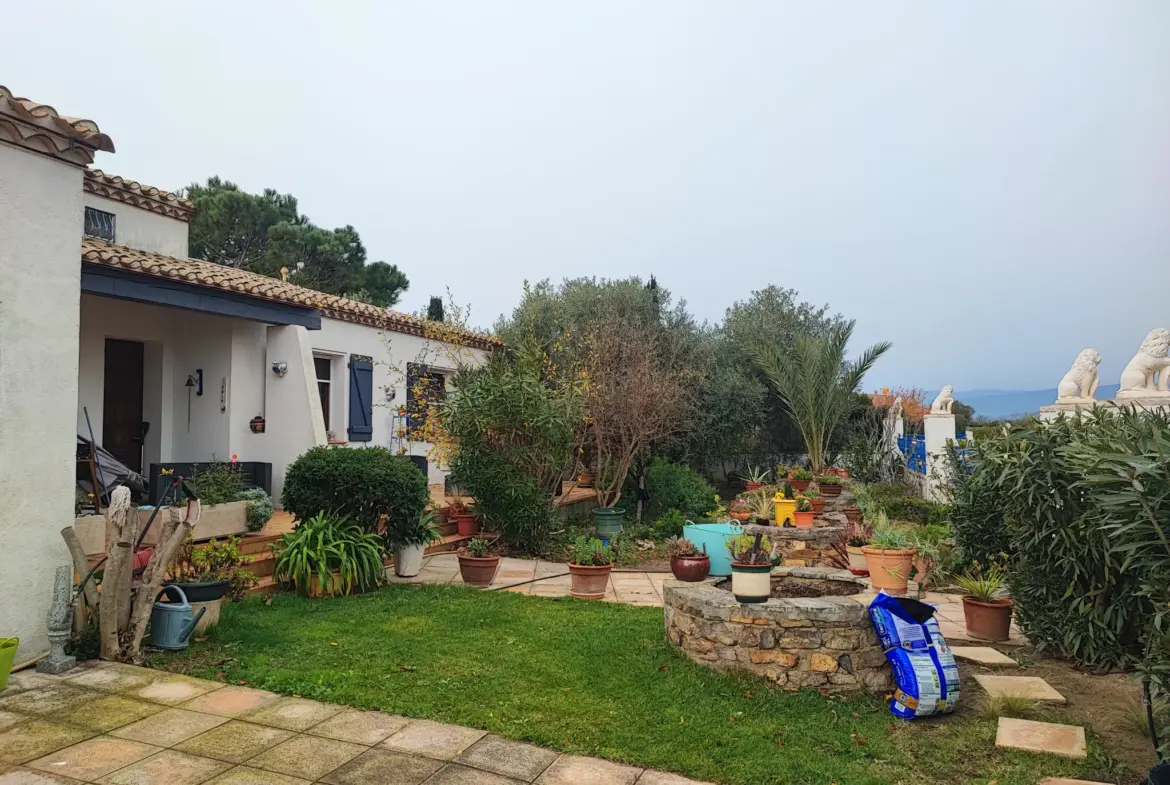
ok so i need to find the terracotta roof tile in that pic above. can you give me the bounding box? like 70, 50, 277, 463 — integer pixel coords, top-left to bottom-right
84, 169, 194, 222
0, 86, 114, 165
80, 237, 499, 349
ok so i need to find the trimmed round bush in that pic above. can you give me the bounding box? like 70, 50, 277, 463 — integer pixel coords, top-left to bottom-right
238, 488, 274, 532
281, 446, 429, 541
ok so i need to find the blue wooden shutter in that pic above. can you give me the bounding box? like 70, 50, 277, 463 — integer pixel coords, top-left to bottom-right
347, 357, 373, 442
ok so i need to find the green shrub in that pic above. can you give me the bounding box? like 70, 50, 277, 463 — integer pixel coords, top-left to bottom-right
238, 488, 274, 533
272, 512, 385, 596
188, 462, 246, 506
858, 482, 948, 524
942, 443, 1009, 565
638, 459, 718, 522
653, 509, 687, 539
281, 446, 429, 544
570, 535, 613, 566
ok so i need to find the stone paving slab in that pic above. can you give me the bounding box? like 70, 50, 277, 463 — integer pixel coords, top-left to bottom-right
536, 754, 642, 784
949, 647, 1018, 666
975, 675, 1067, 704
1037, 779, 1114, 785
995, 717, 1086, 759
455, 734, 559, 781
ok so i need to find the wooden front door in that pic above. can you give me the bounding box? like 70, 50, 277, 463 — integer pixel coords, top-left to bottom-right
102, 339, 145, 472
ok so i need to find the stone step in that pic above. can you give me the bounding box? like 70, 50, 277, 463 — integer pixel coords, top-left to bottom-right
949, 646, 1018, 666
975, 675, 1066, 704
995, 717, 1086, 759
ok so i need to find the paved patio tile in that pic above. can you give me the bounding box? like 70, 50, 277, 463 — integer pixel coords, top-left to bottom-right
975, 675, 1066, 704
0, 721, 96, 765
109, 709, 229, 747
319, 748, 442, 785
307, 709, 411, 746
636, 771, 717, 785
27, 736, 159, 781
949, 647, 1018, 667
47, 695, 162, 733
0, 687, 98, 718
1, 674, 65, 698
0, 767, 86, 783
130, 676, 222, 706
456, 734, 559, 781
426, 763, 526, 784
202, 766, 312, 785
1036, 779, 1113, 785
0, 715, 26, 734
247, 735, 365, 780
173, 721, 294, 764
536, 754, 642, 785
178, 686, 280, 718
241, 697, 341, 731
995, 718, 1086, 759
381, 720, 487, 760
64, 667, 157, 695
96, 749, 230, 785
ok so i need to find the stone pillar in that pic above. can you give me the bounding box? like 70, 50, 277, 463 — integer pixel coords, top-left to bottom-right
923, 413, 955, 502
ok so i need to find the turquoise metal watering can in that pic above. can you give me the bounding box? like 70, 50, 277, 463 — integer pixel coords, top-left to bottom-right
148, 585, 206, 651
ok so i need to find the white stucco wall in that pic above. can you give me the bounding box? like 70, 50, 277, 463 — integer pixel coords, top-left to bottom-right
0, 143, 85, 663
261, 325, 327, 503
84, 194, 189, 258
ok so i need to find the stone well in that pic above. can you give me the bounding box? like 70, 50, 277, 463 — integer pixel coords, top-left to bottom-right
741, 523, 844, 568
663, 567, 891, 692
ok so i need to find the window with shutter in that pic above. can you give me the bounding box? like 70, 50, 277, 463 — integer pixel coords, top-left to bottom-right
347, 357, 374, 442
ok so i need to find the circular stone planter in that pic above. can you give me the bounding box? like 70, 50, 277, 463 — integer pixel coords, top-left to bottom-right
663, 567, 892, 692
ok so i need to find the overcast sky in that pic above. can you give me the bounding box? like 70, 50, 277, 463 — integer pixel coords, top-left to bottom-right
5, 1, 1168, 391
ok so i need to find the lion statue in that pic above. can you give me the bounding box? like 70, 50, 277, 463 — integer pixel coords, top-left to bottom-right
930, 385, 953, 414
1118, 328, 1170, 397
1055, 348, 1102, 401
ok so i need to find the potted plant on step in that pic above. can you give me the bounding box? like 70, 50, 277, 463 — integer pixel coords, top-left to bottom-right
793, 496, 815, 528
568, 536, 614, 599
167, 535, 256, 633
458, 537, 500, 587
390, 511, 441, 578
273, 512, 385, 598
773, 484, 797, 527
747, 490, 774, 525
955, 563, 1013, 641
729, 498, 752, 522
804, 486, 824, 516
817, 475, 842, 498
843, 504, 862, 526
448, 498, 480, 537
790, 468, 813, 492
727, 532, 776, 604
845, 518, 872, 575
861, 518, 916, 595
666, 536, 709, 581
743, 466, 770, 492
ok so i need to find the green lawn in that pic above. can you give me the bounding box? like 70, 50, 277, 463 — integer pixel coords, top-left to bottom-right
155, 585, 1128, 785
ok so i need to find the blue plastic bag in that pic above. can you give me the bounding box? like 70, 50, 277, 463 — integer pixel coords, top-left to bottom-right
868, 592, 960, 719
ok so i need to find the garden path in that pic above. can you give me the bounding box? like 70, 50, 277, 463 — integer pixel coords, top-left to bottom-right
0, 663, 714, 785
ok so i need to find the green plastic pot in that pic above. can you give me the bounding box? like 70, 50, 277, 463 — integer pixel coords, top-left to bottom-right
0, 637, 18, 691
591, 507, 626, 536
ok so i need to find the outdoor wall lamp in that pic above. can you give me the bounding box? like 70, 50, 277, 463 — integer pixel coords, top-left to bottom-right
185, 369, 203, 396
271, 362, 289, 377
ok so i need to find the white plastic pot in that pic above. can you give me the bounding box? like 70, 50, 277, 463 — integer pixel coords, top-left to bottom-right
394, 543, 426, 577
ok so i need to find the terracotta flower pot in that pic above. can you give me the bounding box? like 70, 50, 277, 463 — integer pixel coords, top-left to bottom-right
730, 562, 772, 604
670, 554, 710, 582
819, 483, 842, 498
458, 553, 500, 587
809, 498, 825, 515
791, 480, 811, 492
453, 513, 480, 537
962, 597, 1014, 642
745, 482, 763, 492
730, 509, 751, 522
578, 471, 594, 487
846, 545, 868, 575
793, 510, 815, 528
861, 546, 917, 595
843, 506, 862, 526
568, 563, 612, 599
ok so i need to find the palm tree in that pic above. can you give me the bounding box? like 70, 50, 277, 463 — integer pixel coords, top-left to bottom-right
746, 320, 891, 475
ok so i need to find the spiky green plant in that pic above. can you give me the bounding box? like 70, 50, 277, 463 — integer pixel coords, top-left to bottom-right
746, 321, 891, 474
955, 563, 1010, 603
273, 512, 386, 597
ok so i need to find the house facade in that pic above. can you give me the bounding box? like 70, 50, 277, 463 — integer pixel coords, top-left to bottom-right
0, 86, 492, 663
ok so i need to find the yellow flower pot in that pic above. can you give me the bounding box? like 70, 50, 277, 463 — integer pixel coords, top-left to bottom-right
773, 496, 797, 527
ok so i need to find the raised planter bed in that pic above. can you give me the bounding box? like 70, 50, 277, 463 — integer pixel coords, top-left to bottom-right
74, 500, 249, 556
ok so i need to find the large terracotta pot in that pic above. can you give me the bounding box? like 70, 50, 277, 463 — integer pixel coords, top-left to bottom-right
670, 555, 710, 582
846, 545, 868, 574
568, 563, 612, 599
730, 509, 752, 522
844, 506, 862, 526
809, 498, 825, 516
745, 482, 763, 492
790, 480, 811, 493
453, 513, 480, 537
730, 562, 772, 604
962, 597, 1013, 642
819, 483, 842, 498
458, 553, 500, 587
578, 471, 594, 488
861, 546, 917, 595
793, 510, 815, 529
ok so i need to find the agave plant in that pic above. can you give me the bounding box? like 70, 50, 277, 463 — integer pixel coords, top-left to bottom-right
746, 321, 891, 475
273, 512, 386, 597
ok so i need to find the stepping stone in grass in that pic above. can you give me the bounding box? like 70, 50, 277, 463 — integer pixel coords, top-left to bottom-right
996, 717, 1086, 759
975, 675, 1066, 704
950, 647, 1018, 666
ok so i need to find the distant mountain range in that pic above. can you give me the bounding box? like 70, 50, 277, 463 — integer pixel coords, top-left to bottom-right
934, 385, 1121, 420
